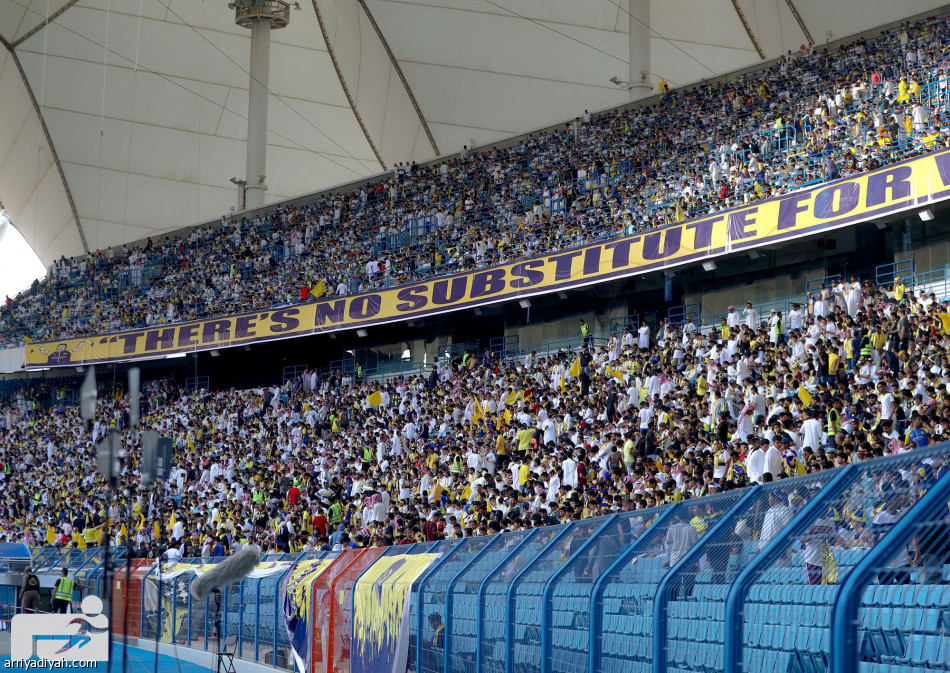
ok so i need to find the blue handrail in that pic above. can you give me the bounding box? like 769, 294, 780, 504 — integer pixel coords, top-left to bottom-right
722, 464, 857, 673
830, 467, 950, 673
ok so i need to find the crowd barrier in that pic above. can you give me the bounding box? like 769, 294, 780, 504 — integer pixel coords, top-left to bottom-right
17, 445, 950, 673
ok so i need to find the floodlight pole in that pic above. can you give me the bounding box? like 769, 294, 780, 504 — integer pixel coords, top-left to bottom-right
628, 0, 651, 99
233, 0, 290, 210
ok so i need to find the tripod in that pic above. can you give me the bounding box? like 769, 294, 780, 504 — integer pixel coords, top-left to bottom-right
212, 589, 236, 673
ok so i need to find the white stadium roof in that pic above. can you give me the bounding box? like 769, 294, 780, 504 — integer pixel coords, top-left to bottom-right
0, 0, 946, 266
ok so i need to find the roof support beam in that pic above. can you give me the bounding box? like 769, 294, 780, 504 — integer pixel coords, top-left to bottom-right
12, 0, 82, 49
0, 35, 88, 255
311, 0, 387, 170
356, 0, 439, 157
782, 0, 814, 45
729, 0, 764, 60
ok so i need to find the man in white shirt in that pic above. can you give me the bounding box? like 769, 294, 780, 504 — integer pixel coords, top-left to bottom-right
877, 382, 896, 422
759, 492, 795, 551
800, 409, 824, 451
872, 501, 910, 583
787, 304, 805, 331
743, 302, 759, 329
726, 306, 741, 329
747, 441, 768, 483
562, 452, 578, 488
764, 439, 784, 478
664, 517, 700, 566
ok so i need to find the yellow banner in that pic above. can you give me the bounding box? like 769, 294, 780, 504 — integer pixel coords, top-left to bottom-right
352, 552, 440, 673
25, 148, 950, 368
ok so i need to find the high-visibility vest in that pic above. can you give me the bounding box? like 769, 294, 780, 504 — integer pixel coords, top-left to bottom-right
827, 409, 841, 437
54, 577, 75, 603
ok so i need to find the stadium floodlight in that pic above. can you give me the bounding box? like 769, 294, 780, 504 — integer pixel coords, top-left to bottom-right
608, 76, 629, 87
357, 329, 368, 337
748, 250, 760, 260
558, 291, 568, 300
165, 352, 187, 359
919, 208, 935, 221
874, 221, 887, 230
702, 261, 717, 271
210, 350, 220, 357
519, 299, 532, 309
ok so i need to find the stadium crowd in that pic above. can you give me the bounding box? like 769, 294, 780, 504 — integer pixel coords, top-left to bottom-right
3, 16, 950, 347
0, 274, 948, 582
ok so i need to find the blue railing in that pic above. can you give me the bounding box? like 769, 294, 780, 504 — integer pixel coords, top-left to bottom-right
876, 259, 915, 288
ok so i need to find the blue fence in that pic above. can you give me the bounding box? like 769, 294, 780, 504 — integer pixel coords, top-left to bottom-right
14, 445, 950, 673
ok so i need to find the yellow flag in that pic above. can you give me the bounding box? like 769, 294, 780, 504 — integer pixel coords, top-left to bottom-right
503, 409, 512, 423
505, 391, 519, 406
828, 353, 840, 372
798, 386, 813, 406
367, 391, 383, 407
153, 520, 162, 539
935, 313, 950, 334
605, 365, 624, 381
46, 525, 56, 545
472, 397, 485, 425
120, 523, 127, 542
311, 280, 327, 298
73, 532, 87, 549
568, 357, 581, 378
170, 511, 177, 529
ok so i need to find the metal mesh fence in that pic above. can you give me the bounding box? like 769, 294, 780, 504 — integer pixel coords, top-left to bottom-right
852, 456, 950, 673
593, 491, 745, 673
446, 530, 533, 673
546, 509, 659, 673
733, 446, 950, 673
407, 540, 456, 673
418, 536, 494, 673
510, 517, 607, 673
657, 470, 841, 673
479, 526, 563, 673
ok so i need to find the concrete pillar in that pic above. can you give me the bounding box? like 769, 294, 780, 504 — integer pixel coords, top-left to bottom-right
245, 18, 272, 210
628, 0, 652, 99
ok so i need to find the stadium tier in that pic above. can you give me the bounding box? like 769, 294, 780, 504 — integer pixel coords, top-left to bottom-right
2, 13, 950, 357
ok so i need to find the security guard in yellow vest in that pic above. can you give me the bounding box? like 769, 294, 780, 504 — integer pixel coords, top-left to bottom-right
52, 568, 90, 613
580, 319, 593, 348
